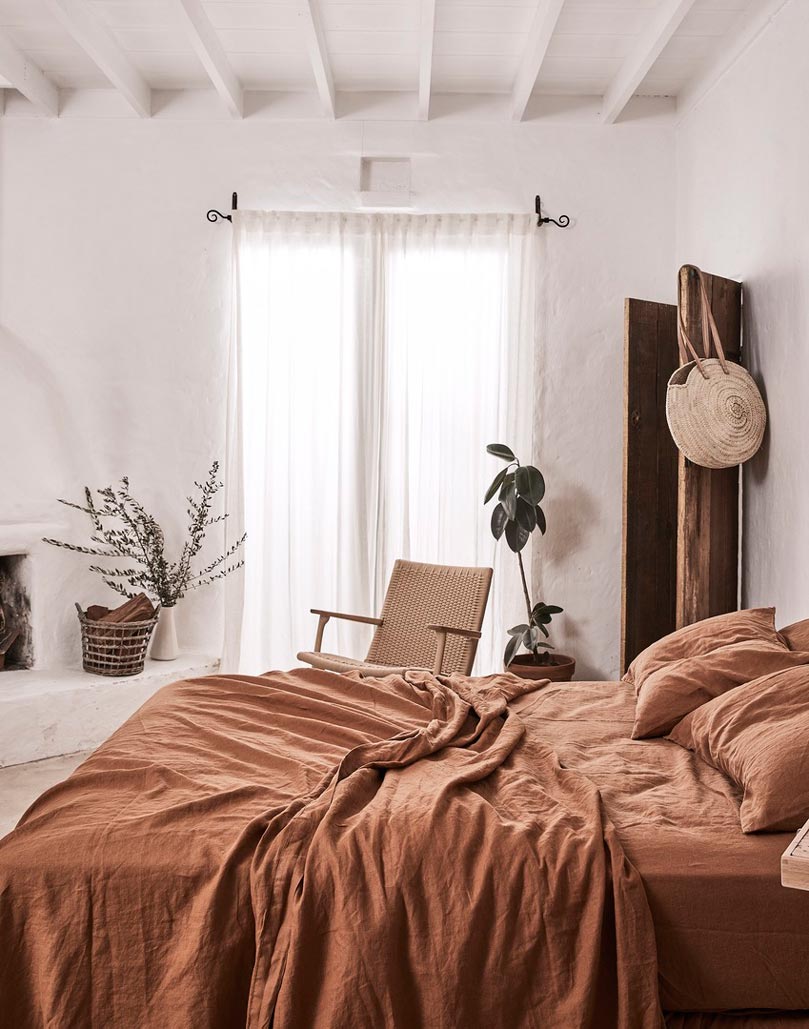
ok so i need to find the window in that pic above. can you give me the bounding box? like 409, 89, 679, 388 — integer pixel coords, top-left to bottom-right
229, 212, 537, 674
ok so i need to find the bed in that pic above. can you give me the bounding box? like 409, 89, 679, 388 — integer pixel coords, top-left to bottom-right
1, 666, 807, 1028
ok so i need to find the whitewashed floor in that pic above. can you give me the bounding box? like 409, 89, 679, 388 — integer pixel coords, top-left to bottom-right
0, 751, 89, 840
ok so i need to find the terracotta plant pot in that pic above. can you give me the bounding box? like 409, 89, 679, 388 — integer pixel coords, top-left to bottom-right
507, 653, 576, 683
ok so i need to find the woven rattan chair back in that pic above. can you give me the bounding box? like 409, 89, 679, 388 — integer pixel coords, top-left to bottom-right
366, 560, 492, 675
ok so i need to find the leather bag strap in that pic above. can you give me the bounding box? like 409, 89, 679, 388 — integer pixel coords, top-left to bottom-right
677, 266, 730, 378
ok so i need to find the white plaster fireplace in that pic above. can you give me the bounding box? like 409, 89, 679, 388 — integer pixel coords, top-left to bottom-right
0, 521, 217, 768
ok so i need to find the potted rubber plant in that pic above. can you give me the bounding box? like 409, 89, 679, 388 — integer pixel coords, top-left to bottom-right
484, 443, 575, 682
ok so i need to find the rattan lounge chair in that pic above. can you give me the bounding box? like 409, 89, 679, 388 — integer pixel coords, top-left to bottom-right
297, 559, 493, 677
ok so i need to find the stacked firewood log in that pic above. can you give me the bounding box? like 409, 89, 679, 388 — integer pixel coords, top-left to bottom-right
85, 593, 155, 624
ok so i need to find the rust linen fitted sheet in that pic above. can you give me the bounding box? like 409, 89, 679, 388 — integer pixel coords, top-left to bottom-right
512, 681, 809, 1017
0, 669, 663, 1029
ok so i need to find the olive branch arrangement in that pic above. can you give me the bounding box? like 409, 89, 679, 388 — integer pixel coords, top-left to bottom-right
43, 461, 246, 608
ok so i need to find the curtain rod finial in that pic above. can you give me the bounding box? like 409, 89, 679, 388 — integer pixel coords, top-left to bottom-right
535, 194, 570, 229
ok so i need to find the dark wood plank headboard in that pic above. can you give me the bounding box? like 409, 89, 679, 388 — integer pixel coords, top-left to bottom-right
621, 298, 679, 674
621, 269, 743, 673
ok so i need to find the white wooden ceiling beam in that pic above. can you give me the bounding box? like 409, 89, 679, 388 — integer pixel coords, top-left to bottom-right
510, 0, 566, 122
171, 0, 242, 118
296, 0, 335, 118
417, 0, 437, 120
0, 30, 59, 115
601, 0, 698, 124
45, 0, 151, 117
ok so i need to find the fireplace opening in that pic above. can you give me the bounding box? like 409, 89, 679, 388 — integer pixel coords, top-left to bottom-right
0, 554, 33, 670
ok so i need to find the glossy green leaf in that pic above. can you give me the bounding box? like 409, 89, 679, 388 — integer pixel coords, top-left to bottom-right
500, 480, 518, 519
515, 497, 537, 532
519, 466, 545, 506
507, 623, 529, 637
515, 465, 528, 495
491, 503, 507, 540
504, 633, 521, 668
535, 505, 547, 535
484, 468, 508, 504
505, 519, 529, 553
487, 443, 516, 462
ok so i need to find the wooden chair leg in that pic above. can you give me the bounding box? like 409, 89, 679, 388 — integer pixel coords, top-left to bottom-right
314, 614, 330, 653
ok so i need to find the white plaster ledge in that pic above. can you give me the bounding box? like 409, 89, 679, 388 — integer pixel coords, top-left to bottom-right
0, 653, 219, 767
0, 521, 67, 556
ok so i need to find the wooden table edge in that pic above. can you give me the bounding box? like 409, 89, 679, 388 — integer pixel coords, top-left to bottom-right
781, 817, 809, 890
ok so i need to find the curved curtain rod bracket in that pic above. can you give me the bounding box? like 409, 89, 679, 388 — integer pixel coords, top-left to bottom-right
206, 192, 238, 223
535, 195, 570, 229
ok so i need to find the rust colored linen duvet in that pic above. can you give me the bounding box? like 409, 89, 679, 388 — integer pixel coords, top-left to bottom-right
1, 671, 807, 1028
0, 669, 662, 1028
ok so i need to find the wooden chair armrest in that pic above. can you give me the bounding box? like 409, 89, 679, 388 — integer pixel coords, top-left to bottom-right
311, 609, 383, 626
310, 609, 382, 653
427, 624, 482, 674
426, 624, 482, 640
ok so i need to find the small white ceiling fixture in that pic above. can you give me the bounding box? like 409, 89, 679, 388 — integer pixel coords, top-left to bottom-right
359, 157, 413, 210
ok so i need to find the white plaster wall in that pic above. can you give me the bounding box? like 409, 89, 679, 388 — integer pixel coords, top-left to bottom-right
0, 108, 675, 679
675, 0, 807, 628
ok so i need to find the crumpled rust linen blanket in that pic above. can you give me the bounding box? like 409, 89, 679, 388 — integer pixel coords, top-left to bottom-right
245, 669, 662, 1028
0, 669, 662, 1029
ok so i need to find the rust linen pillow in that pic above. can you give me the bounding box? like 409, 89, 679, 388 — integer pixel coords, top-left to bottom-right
668, 664, 809, 832
624, 607, 782, 689
780, 618, 809, 652
631, 638, 809, 740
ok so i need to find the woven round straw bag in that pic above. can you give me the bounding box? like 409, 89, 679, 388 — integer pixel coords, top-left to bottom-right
666, 268, 766, 469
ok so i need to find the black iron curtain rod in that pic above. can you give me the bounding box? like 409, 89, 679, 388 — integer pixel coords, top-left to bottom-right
535, 195, 570, 228
205, 193, 570, 228
206, 192, 238, 223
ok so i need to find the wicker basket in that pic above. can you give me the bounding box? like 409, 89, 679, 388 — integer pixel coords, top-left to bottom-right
76, 602, 159, 677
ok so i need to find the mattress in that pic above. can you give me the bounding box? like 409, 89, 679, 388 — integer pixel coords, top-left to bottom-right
513, 681, 809, 1014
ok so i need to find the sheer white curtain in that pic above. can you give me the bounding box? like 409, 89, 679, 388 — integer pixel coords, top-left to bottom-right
224, 211, 537, 675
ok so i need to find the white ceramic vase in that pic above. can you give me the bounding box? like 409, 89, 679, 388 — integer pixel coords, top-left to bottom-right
151, 605, 178, 661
